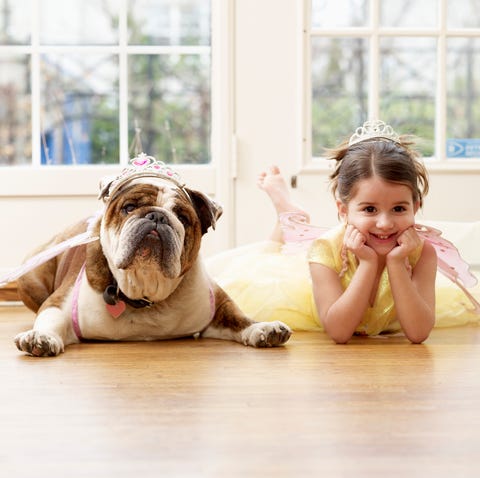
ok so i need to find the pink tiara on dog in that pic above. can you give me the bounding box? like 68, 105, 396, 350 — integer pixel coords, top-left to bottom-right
100, 153, 186, 202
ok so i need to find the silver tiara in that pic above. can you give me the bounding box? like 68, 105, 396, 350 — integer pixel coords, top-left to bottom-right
348, 120, 400, 146
99, 153, 186, 203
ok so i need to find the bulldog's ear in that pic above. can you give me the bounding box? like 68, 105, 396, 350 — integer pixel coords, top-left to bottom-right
186, 189, 223, 234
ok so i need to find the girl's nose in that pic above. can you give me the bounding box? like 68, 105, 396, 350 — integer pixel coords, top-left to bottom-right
376, 214, 394, 229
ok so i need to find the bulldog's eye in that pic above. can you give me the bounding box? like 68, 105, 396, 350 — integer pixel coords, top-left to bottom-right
122, 203, 137, 214
177, 213, 190, 226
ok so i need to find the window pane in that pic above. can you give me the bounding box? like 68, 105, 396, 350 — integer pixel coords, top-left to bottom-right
40, 54, 119, 165
380, 0, 437, 28
311, 37, 368, 155
40, 0, 118, 45
128, 0, 210, 45
379, 37, 436, 156
0, 0, 31, 45
447, 0, 480, 28
446, 38, 480, 158
128, 54, 210, 164
311, 0, 368, 28
0, 55, 31, 165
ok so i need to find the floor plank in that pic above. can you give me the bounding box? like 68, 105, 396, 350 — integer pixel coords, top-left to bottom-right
2, 305, 480, 477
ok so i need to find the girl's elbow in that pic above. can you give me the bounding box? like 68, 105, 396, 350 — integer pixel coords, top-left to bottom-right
322, 315, 356, 344
407, 334, 429, 344
332, 335, 352, 345
405, 325, 433, 344
402, 310, 435, 344
325, 327, 353, 344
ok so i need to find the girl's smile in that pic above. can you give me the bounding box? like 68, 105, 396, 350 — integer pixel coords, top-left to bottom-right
367, 231, 399, 253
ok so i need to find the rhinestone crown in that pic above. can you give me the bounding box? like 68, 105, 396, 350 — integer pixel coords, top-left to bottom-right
348, 120, 400, 146
100, 153, 185, 203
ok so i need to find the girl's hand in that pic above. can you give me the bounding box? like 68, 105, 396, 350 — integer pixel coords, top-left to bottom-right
344, 224, 377, 263
387, 226, 423, 263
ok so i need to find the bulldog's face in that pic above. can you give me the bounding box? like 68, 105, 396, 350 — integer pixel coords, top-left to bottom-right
100, 177, 221, 284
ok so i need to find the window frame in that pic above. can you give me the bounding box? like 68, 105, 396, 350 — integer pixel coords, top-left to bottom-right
300, 0, 480, 173
0, 0, 222, 197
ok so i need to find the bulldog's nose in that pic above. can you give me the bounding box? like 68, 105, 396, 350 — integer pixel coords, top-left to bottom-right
145, 211, 168, 224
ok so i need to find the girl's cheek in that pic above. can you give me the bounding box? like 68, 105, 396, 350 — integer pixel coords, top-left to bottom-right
351, 218, 368, 230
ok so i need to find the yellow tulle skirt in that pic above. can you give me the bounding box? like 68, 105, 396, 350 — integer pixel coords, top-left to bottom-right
206, 241, 480, 332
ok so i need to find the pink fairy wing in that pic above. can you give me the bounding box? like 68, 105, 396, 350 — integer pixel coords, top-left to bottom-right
415, 224, 477, 288
416, 224, 480, 314
0, 210, 102, 288
0, 232, 99, 287
279, 212, 329, 254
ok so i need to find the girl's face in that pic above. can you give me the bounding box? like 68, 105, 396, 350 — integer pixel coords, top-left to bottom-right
337, 176, 419, 256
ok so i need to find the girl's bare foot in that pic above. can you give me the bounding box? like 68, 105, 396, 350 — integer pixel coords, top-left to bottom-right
257, 166, 310, 243
257, 166, 308, 218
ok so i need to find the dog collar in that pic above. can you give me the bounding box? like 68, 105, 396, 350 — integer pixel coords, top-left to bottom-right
103, 282, 153, 311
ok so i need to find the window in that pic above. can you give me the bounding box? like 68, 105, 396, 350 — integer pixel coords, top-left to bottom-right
306, 0, 480, 163
0, 0, 211, 168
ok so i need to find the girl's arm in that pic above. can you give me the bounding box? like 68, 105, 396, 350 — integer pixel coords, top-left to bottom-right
386, 230, 437, 343
309, 247, 378, 344
310, 262, 375, 343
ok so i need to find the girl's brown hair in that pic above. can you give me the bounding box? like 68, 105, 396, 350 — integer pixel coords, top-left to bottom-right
327, 137, 429, 206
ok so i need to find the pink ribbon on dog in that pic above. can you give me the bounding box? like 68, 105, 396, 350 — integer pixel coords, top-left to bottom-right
71, 263, 86, 340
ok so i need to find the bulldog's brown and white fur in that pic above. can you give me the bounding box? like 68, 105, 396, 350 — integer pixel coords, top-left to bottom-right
15, 177, 291, 356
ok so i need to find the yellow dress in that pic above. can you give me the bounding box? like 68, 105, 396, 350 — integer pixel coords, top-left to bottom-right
206, 224, 480, 334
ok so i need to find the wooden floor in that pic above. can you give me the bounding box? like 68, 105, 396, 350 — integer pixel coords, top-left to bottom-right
2, 305, 480, 477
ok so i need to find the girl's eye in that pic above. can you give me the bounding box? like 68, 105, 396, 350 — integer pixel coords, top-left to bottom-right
393, 206, 406, 212
122, 203, 137, 214
364, 206, 376, 213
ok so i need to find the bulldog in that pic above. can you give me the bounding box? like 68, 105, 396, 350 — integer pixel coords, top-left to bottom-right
14, 155, 291, 356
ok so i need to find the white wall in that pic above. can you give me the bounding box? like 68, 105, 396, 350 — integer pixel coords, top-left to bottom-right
419, 172, 480, 222
233, 0, 304, 246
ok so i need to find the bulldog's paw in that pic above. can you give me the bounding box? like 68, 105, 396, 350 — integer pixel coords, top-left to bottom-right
14, 330, 64, 357
241, 321, 292, 347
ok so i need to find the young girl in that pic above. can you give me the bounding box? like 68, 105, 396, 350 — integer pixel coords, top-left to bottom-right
207, 120, 480, 343
307, 131, 437, 343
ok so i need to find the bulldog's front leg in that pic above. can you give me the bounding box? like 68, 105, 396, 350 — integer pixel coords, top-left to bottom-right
201, 286, 292, 347
202, 316, 291, 347
14, 306, 76, 357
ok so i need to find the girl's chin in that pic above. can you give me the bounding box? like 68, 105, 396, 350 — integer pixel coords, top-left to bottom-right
367, 239, 398, 255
